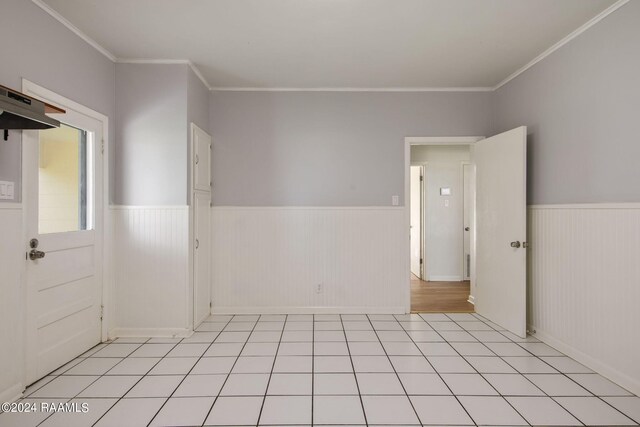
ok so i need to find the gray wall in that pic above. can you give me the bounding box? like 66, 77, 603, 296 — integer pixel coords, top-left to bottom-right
0, 0, 115, 203
210, 91, 492, 206
115, 63, 188, 205
493, 1, 640, 205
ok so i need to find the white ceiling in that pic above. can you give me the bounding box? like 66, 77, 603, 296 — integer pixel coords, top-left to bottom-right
40, 0, 618, 89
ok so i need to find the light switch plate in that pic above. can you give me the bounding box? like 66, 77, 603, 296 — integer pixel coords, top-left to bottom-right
391, 195, 399, 206
0, 181, 15, 200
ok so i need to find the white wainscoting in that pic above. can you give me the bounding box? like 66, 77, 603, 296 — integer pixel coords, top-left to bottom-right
0, 204, 25, 403
528, 203, 640, 396
110, 206, 191, 337
211, 207, 407, 314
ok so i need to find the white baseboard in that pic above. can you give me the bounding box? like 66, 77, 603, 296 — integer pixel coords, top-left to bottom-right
0, 383, 23, 404
212, 306, 407, 315
109, 328, 193, 339
467, 295, 475, 305
530, 324, 640, 396
428, 275, 464, 282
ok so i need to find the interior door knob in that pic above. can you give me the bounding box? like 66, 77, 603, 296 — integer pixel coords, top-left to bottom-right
510, 241, 521, 248
464, 227, 470, 231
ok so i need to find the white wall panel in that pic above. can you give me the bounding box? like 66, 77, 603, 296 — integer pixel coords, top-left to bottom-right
0, 205, 24, 402
211, 207, 407, 313
528, 203, 640, 395
111, 206, 190, 336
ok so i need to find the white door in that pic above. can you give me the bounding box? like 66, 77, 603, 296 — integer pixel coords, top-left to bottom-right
193, 191, 211, 326
462, 164, 472, 280
410, 166, 423, 278
23, 94, 104, 384
474, 126, 527, 337
191, 123, 212, 327
192, 123, 211, 192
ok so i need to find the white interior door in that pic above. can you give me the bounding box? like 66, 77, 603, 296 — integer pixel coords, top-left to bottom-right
193, 191, 211, 326
474, 126, 527, 337
23, 98, 104, 384
192, 123, 211, 192
191, 123, 212, 326
410, 166, 423, 278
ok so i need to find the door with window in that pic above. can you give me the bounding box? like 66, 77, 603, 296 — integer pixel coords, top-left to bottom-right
23, 84, 104, 384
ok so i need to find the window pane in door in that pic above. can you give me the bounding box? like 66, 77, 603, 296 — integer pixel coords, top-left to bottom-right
38, 123, 90, 234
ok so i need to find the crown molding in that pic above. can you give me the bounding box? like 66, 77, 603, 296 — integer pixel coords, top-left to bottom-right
209, 87, 494, 93
115, 59, 211, 90
31, 0, 117, 61
493, 0, 629, 90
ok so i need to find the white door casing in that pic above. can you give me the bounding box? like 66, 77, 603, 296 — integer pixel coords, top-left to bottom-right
191, 123, 212, 327
474, 126, 527, 337
410, 166, 423, 278
22, 82, 106, 384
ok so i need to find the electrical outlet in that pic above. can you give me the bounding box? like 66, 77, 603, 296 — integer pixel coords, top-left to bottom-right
315, 283, 324, 294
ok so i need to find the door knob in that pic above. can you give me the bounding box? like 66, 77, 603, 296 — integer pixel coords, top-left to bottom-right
464, 227, 470, 231
510, 241, 521, 248
29, 249, 46, 260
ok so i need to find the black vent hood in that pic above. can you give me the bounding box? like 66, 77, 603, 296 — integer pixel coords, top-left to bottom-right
0, 85, 63, 133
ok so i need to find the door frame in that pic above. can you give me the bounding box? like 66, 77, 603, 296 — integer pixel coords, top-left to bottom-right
20, 80, 111, 381
409, 164, 424, 280
404, 136, 483, 313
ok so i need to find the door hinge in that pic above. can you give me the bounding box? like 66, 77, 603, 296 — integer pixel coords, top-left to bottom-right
420, 175, 423, 181
101, 139, 104, 155
100, 305, 104, 321
209, 302, 212, 308
420, 258, 423, 264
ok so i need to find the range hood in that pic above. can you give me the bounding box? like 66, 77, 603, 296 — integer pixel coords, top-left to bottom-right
0, 85, 63, 138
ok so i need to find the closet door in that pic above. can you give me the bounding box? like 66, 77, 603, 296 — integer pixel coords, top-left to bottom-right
193, 190, 211, 326
192, 124, 211, 192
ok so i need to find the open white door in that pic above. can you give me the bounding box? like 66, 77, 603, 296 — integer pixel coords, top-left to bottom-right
410, 166, 423, 278
474, 126, 527, 337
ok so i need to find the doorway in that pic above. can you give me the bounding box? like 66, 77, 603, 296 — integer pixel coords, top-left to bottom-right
22, 80, 108, 385
404, 129, 528, 337
409, 143, 475, 312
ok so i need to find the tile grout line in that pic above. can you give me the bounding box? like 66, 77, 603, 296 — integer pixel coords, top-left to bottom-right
197, 315, 261, 427
365, 314, 423, 426
137, 315, 234, 427
255, 314, 288, 427
340, 315, 369, 427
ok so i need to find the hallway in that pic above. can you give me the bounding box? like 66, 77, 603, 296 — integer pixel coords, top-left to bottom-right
411, 274, 475, 313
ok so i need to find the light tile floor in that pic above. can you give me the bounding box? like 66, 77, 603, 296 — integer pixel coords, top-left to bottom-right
1, 313, 639, 426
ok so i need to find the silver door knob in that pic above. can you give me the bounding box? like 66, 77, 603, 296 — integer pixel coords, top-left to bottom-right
510, 241, 521, 248
195, 239, 199, 249
464, 227, 470, 231
29, 249, 46, 260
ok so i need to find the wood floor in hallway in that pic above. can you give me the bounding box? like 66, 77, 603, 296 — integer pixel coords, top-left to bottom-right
411, 274, 475, 313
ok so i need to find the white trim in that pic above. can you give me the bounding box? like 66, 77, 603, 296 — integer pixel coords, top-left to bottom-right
212, 307, 406, 315
210, 87, 493, 93
531, 325, 639, 396
429, 275, 464, 282
529, 202, 640, 210
116, 59, 211, 90
493, 0, 630, 90
212, 206, 404, 211
467, 295, 475, 305
0, 203, 22, 210
0, 383, 24, 404
406, 136, 484, 145
110, 205, 189, 210
30, 0, 117, 61
109, 328, 192, 339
